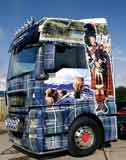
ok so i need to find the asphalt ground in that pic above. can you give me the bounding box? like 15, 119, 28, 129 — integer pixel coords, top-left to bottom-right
0, 131, 126, 160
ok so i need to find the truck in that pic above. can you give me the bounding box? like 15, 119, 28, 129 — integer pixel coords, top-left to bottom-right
5, 17, 117, 157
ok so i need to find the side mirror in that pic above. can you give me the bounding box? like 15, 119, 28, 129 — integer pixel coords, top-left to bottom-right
35, 71, 49, 80
34, 60, 49, 80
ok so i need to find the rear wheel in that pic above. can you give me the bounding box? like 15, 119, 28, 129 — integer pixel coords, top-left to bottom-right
68, 116, 102, 157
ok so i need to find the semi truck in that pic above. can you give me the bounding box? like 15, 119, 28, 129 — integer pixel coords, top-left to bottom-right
5, 17, 117, 157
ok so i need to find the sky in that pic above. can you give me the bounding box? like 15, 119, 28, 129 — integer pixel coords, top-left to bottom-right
0, 0, 126, 88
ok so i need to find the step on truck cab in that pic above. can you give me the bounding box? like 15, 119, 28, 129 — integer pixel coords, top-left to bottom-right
5, 17, 117, 157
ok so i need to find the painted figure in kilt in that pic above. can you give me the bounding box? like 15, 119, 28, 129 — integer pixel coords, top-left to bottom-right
85, 23, 114, 113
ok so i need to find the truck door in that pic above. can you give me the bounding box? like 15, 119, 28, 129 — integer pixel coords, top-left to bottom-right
43, 43, 90, 105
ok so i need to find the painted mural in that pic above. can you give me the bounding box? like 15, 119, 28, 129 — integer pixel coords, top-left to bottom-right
40, 19, 114, 114
84, 22, 114, 113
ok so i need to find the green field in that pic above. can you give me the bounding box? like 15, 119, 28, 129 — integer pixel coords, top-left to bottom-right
0, 98, 7, 121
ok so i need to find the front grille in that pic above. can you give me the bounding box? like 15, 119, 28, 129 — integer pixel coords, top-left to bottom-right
8, 95, 26, 107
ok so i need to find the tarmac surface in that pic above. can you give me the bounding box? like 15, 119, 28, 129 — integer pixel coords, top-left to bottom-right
0, 122, 126, 160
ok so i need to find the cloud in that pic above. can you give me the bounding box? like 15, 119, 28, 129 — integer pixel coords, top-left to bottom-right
0, 27, 9, 83
0, 77, 6, 90
0, 28, 4, 40
113, 48, 126, 87
0, 47, 8, 80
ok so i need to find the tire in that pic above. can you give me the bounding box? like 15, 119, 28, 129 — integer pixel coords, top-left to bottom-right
68, 116, 102, 157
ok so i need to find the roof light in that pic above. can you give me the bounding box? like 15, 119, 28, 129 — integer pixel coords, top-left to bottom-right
30, 16, 34, 24
24, 22, 29, 28
14, 16, 35, 36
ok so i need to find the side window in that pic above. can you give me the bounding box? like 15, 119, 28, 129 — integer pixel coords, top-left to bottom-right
55, 45, 87, 71
44, 44, 87, 73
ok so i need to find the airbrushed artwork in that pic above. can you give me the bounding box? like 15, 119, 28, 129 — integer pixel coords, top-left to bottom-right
84, 22, 114, 113
42, 19, 114, 114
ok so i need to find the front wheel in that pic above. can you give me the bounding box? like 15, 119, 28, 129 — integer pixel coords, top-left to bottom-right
68, 116, 102, 157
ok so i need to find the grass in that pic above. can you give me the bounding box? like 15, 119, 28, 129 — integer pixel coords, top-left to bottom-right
0, 98, 7, 122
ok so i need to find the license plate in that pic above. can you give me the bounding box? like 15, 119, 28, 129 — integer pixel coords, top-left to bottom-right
5, 118, 20, 131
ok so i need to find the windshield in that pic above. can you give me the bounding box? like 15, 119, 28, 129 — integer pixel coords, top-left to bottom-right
8, 47, 38, 79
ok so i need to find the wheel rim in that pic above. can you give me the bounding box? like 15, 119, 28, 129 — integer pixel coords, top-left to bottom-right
74, 126, 95, 149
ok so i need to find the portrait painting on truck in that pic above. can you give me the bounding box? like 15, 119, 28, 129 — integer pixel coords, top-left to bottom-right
84, 21, 114, 114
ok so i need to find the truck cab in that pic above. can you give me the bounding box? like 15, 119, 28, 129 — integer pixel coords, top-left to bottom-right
5, 17, 117, 157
